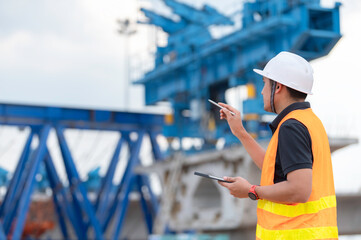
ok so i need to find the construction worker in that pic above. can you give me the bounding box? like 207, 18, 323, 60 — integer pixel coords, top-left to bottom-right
218, 51, 338, 239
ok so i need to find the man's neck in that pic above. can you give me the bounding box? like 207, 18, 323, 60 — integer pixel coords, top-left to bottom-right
276, 99, 304, 114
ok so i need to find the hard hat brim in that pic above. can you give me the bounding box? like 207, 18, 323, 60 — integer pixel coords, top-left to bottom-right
253, 69, 266, 78
253, 68, 313, 95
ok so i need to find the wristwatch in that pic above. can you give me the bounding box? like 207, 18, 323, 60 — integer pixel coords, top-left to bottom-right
248, 185, 260, 200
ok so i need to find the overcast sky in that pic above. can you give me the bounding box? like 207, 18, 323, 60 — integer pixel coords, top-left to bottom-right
0, 0, 361, 196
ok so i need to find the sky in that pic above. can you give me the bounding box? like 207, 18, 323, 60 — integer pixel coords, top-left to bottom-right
0, 0, 361, 198
0, 0, 140, 110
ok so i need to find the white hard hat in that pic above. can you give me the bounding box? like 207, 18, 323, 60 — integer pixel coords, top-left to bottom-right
253, 51, 314, 95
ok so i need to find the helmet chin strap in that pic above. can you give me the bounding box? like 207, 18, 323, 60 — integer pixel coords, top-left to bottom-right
270, 80, 277, 113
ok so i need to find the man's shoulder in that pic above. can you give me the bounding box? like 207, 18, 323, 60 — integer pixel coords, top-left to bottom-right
280, 118, 308, 131
279, 119, 311, 143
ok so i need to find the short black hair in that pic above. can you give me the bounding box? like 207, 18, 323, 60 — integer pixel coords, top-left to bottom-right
286, 86, 307, 100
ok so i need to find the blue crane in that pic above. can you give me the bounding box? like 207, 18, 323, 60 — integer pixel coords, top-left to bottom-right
137, 0, 341, 147
139, 0, 234, 66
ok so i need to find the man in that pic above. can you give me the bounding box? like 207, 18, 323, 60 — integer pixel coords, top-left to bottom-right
218, 52, 338, 239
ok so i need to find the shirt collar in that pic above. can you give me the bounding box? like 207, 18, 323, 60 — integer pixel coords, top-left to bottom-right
269, 101, 311, 133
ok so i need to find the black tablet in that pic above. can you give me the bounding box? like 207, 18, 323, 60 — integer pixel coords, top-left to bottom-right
194, 171, 232, 183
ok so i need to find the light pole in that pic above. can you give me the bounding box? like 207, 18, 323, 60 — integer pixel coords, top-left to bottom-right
117, 19, 137, 110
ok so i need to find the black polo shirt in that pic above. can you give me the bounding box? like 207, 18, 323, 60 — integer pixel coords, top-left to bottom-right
269, 102, 313, 184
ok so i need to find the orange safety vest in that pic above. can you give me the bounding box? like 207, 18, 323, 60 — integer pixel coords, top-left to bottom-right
256, 108, 338, 240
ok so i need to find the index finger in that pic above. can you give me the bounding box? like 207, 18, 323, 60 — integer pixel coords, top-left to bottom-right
218, 180, 231, 188
223, 176, 236, 182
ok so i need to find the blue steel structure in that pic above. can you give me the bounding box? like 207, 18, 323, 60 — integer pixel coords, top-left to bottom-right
0, 103, 164, 239
137, 0, 341, 146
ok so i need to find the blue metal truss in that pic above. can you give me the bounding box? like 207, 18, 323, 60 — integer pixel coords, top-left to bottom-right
0, 103, 165, 239
136, 0, 341, 146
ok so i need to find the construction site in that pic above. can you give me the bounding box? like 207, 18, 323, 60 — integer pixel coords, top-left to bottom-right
0, 0, 360, 239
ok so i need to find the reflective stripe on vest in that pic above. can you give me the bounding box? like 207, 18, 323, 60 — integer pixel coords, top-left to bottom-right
256, 224, 339, 240
258, 195, 336, 218
257, 108, 338, 239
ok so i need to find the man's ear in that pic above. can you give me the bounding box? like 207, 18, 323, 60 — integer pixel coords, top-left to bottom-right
275, 83, 283, 93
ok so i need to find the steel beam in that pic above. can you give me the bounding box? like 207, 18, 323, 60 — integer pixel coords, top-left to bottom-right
44, 150, 84, 239
3, 150, 37, 234
0, 223, 5, 240
47, 165, 70, 240
11, 125, 51, 240
95, 136, 124, 223
141, 174, 159, 219
112, 175, 137, 240
56, 126, 104, 240
0, 103, 163, 132
137, 174, 156, 233
101, 133, 137, 231
0, 131, 33, 219
149, 132, 165, 161
56, 128, 88, 239
111, 132, 144, 240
